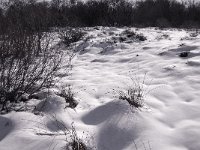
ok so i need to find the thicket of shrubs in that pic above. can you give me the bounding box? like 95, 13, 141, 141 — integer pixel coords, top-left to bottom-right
0, 0, 62, 112
0, 28, 62, 112
0, 0, 200, 30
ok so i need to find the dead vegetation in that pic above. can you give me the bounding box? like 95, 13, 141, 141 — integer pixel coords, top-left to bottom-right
0, 30, 63, 113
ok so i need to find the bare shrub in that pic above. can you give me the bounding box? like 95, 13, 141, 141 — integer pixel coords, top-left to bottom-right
117, 75, 148, 109
59, 28, 85, 46
58, 85, 78, 109
123, 30, 147, 41
0, 31, 62, 113
119, 88, 144, 108
114, 30, 147, 43
66, 123, 87, 150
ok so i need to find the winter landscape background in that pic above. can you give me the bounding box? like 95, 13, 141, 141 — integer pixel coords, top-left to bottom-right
0, 0, 200, 150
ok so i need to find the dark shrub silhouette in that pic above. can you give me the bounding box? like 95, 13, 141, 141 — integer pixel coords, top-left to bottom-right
0, 29, 62, 112
1, 0, 200, 29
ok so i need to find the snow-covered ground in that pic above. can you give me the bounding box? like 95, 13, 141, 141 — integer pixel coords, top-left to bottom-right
0, 27, 200, 150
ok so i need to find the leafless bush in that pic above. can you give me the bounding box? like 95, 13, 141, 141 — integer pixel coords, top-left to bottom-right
66, 123, 87, 150
59, 28, 85, 46
119, 88, 144, 108
0, 31, 62, 112
117, 75, 148, 109
58, 85, 78, 109
112, 30, 146, 43
122, 30, 147, 41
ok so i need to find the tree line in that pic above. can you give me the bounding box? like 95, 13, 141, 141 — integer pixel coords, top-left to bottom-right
0, 0, 200, 33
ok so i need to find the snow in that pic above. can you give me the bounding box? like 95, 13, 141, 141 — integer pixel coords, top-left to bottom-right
0, 27, 200, 150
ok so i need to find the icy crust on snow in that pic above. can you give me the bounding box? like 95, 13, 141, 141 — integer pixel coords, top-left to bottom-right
0, 27, 200, 150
